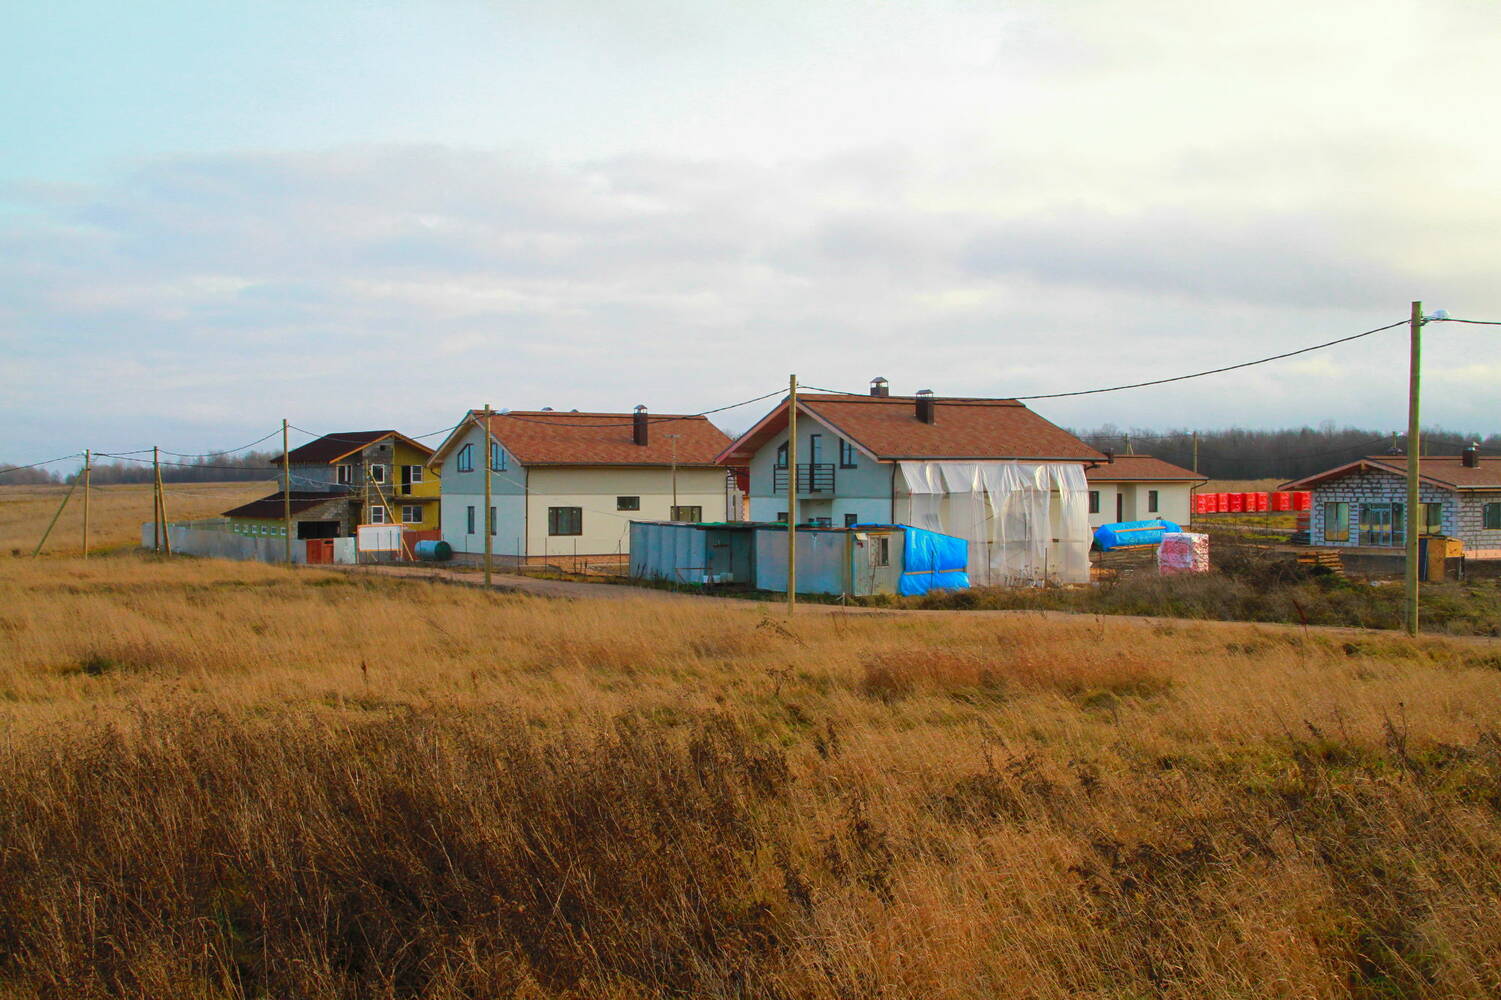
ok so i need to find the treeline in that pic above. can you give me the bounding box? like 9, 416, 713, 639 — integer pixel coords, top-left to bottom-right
1073, 426, 1501, 481
1, 451, 280, 487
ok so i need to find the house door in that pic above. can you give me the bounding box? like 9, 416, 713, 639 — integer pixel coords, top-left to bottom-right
1115, 494, 1124, 522
1358, 504, 1404, 547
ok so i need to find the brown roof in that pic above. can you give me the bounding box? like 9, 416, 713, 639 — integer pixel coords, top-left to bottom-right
278, 431, 433, 466
1282, 456, 1501, 492
717, 394, 1104, 464
474, 411, 732, 467
223, 491, 351, 519
1085, 455, 1207, 483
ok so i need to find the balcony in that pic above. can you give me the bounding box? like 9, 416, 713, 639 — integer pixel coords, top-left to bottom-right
772, 463, 836, 495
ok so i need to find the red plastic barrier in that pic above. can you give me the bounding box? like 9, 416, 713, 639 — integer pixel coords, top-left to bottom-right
1228, 493, 1244, 513
1253, 492, 1269, 512
1193, 494, 1209, 514
1216, 493, 1229, 513
1271, 491, 1292, 511
1293, 491, 1312, 511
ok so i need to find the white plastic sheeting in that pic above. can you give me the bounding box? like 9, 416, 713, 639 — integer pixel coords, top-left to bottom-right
898, 462, 1091, 586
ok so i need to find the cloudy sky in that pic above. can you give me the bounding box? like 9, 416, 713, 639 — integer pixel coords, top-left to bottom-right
4, 0, 1499, 463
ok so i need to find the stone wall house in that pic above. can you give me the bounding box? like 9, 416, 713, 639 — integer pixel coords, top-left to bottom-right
1282, 450, 1501, 557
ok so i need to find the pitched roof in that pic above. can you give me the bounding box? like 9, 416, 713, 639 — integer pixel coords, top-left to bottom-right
277, 431, 433, 466
1084, 455, 1207, 483
223, 491, 351, 519
438, 410, 732, 467
717, 394, 1105, 464
1282, 455, 1501, 492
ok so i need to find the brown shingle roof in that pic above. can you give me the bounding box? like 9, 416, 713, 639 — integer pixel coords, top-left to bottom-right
278, 431, 434, 466
223, 491, 351, 519
718, 394, 1104, 464
1085, 455, 1206, 482
481, 411, 732, 467
1282, 456, 1501, 492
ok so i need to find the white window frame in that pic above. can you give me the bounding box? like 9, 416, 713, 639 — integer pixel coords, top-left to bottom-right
406, 465, 424, 484
336, 464, 353, 485
401, 505, 422, 524
369, 506, 387, 524
369, 463, 386, 484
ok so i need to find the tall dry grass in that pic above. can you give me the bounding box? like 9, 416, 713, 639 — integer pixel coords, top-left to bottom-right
0, 480, 273, 558
3, 554, 1501, 998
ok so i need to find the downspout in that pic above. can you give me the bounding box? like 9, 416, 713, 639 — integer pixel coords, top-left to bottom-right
889, 463, 896, 524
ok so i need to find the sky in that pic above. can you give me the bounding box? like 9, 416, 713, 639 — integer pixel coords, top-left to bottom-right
3, 0, 1500, 464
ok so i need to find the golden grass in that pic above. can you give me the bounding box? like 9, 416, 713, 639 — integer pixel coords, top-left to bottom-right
0, 480, 273, 557
4, 554, 1501, 997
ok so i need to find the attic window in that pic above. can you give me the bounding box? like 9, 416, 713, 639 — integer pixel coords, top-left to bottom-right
775, 442, 788, 468
336, 464, 353, 485
456, 444, 474, 473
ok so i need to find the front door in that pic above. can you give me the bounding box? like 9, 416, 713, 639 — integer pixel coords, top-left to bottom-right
1115, 493, 1124, 522
1359, 503, 1404, 547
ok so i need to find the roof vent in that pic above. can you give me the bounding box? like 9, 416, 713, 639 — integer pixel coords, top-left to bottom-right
540, 407, 554, 411
633, 404, 648, 446
915, 388, 936, 424
1463, 442, 1480, 468
870, 376, 890, 397
1104, 448, 1114, 464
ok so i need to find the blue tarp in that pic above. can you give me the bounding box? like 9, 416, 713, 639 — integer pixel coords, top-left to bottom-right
897, 525, 971, 596
1093, 519, 1182, 551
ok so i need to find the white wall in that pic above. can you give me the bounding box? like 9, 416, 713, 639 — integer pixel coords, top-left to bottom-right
526, 466, 728, 557
1087, 481, 1195, 527
440, 493, 527, 556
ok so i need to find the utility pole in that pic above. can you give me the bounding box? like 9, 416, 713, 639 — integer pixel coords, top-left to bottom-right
1405, 300, 1422, 637
81, 449, 91, 558
155, 447, 172, 555
1124, 433, 1133, 456
1191, 431, 1199, 474
282, 419, 293, 565
481, 404, 494, 588
786, 374, 798, 615
152, 446, 162, 552
668, 433, 680, 519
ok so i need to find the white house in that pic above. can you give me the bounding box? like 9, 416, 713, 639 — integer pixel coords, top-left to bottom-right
1083, 454, 1206, 529
429, 407, 734, 570
1282, 448, 1501, 557
716, 380, 1105, 585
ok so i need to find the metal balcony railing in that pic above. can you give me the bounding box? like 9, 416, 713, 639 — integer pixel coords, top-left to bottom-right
772, 463, 836, 494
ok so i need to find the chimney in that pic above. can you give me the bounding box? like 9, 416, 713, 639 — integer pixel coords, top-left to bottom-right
915, 389, 935, 424
633, 404, 648, 446
1104, 449, 1114, 464
869, 376, 890, 397
1463, 442, 1480, 468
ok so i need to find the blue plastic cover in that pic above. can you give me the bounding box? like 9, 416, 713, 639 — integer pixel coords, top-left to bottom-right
897, 525, 971, 596
1093, 519, 1182, 551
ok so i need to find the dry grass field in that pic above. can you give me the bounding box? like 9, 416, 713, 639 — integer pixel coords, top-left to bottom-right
0, 481, 275, 558
4, 553, 1501, 998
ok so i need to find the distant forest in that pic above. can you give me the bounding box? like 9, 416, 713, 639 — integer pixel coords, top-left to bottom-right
0, 451, 280, 487
1073, 426, 1501, 481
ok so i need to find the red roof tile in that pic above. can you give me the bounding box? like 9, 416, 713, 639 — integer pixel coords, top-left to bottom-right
1084, 455, 1206, 482
481, 411, 732, 467
1283, 456, 1501, 491
718, 394, 1104, 463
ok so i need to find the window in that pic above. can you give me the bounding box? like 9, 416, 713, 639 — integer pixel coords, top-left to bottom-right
844, 513, 859, 528
1484, 503, 1501, 530
336, 464, 353, 485
808, 516, 832, 528
401, 505, 423, 524
775, 442, 788, 468
808, 434, 822, 466
874, 536, 890, 566
405, 465, 424, 484
1088, 490, 1100, 515
369, 506, 387, 524
1323, 501, 1350, 542
776, 511, 788, 523
671, 506, 702, 523
548, 506, 582, 535
489, 507, 497, 536
490, 442, 506, 472
456, 443, 474, 473
1147, 490, 1160, 513
1422, 502, 1443, 535
369, 464, 386, 484
839, 438, 857, 468
1358, 503, 1404, 547
616, 496, 641, 511
466, 505, 476, 534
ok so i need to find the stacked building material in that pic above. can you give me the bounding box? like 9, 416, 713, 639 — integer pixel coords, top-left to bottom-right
1158, 532, 1210, 574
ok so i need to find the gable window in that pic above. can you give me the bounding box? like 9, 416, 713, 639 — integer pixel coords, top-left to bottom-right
617, 496, 641, 511
456, 443, 474, 473
808, 434, 823, 466
1323, 501, 1350, 542
839, 438, 857, 468
369, 506, 387, 524
548, 506, 582, 536
401, 505, 423, 524
369, 464, 386, 484
466, 505, 476, 534
1088, 490, 1100, 515
490, 442, 506, 472
336, 464, 353, 485
1484, 503, 1501, 530
671, 506, 702, 523
1147, 489, 1160, 514
775, 442, 789, 468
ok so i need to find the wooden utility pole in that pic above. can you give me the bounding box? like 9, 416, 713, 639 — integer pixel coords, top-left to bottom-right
81, 449, 91, 558
786, 375, 798, 615
282, 419, 293, 564
481, 404, 494, 588
155, 447, 172, 555
152, 446, 162, 552
1405, 300, 1422, 636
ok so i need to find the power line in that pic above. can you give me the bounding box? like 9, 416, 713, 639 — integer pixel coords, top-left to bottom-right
1439, 318, 1501, 326
485, 389, 788, 428
0, 452, 84, 477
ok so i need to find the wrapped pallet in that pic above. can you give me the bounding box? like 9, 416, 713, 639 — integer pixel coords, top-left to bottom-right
1158, 532, 1210, 574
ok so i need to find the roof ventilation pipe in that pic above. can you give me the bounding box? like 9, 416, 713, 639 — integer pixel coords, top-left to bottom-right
916, 389, 936, 424
1463, 442, 1480, 468
870, 376, 890, 397
1104, 449, 1114, 464
633, 404, 649, 446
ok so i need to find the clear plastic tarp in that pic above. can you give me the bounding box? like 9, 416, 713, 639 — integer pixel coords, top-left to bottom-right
898, 461, 1091, 586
